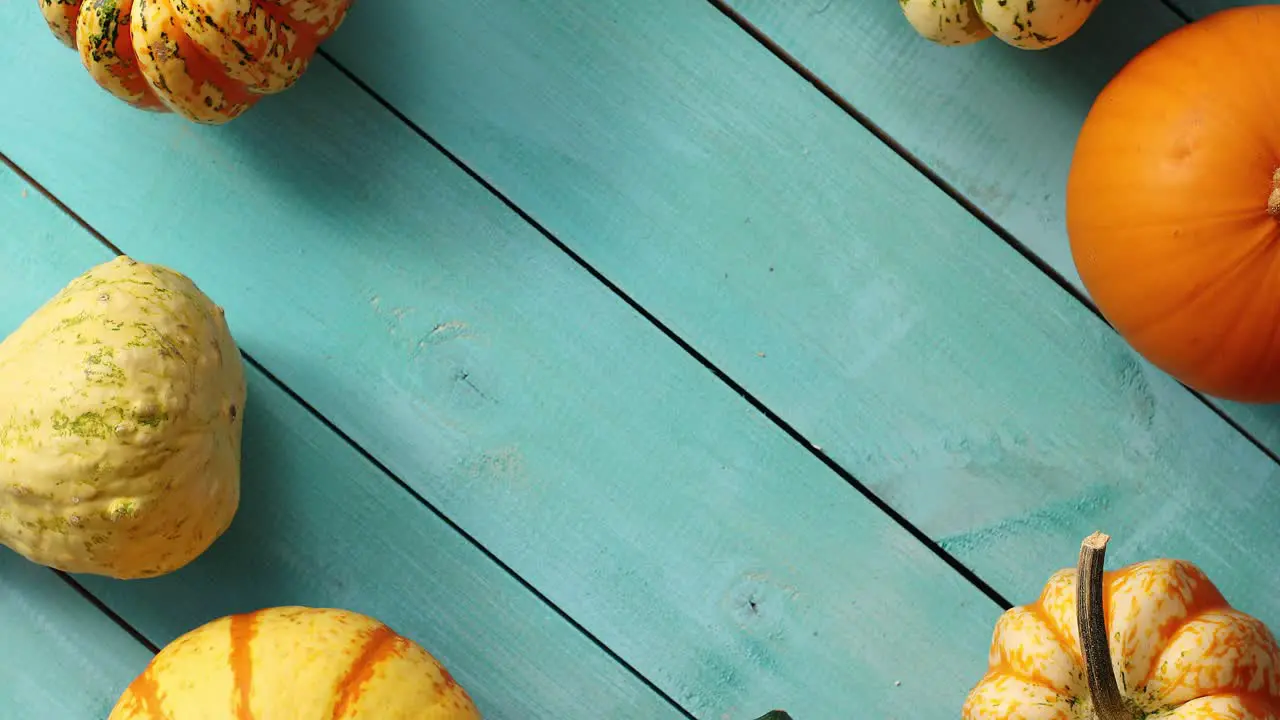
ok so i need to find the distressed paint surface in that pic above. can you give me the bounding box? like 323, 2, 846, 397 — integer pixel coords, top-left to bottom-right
5, 0, 1280, 719
0, 7, 1014, 716
313, 0, 1280, 623
0, 43, 1008, 715
723, 0, 1280, 455
0, 167, 683, 719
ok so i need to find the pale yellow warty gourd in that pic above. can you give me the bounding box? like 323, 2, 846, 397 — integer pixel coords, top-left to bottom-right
0, 256, 245, 579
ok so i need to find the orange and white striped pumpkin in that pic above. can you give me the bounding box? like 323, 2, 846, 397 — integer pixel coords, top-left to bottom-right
37, 0, 351, 124
963, 532, 1280, 719
109, 606, 483, 719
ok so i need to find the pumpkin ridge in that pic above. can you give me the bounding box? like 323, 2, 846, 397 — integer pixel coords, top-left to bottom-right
1121, 224, 1276, 342
1105, 560, 1230, 698
169, 0, 256, 72
228, 610, 261, 720
39, 0, 84, 46
129, 0, 262, 123
329, 624, 403, 718
75, 0, 167, 111
1143, 605, 1280, 707
168, 0, 278, 93
256, 0, 323, 56
1192, 242, 1280, 395
253, 0, 318, 91
1028, 601, 1081, 668
1134, 600, 1231, 693
168, 0, 338, 95
124, 663, 170, 719
248, 0, 333, 92
1234, 692, 1280, 713
986, 665, 1079, 703
154, 0, 241, 85
1211, 9, 1280, 165
1229, 238, 1280, 397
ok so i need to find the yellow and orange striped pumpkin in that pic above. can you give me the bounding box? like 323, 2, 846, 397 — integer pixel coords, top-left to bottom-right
963, 532, 1280, 719
37, 0, 351, 124
109, 606, 483, 719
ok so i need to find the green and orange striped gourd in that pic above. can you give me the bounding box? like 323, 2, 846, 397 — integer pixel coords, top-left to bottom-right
109, 606, 481, 719
38, 0, 351, 124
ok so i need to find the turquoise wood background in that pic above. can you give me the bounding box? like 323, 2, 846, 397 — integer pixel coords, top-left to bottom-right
0, 0, 1270, 717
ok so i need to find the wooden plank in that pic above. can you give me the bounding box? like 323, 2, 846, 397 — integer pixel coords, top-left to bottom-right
0, 554, 152, 716
314, 0, 1280, 620
0, 166, 681, 719
0, 10, 1005, 718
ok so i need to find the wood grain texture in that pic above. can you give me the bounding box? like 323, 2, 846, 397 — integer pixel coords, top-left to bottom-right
315, 0, 1280, 624
0, 166, 680, 719
0, 8, 1005, 718
707, 3, 1280, 452
725, 0, 1177, 292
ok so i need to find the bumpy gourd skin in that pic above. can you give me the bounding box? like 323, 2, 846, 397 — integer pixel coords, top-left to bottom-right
898, 0, 992, 46
0, 256, 245, 579
973, 0, 1102, 49
109, 606, 484, 719
37, 0, 350, 124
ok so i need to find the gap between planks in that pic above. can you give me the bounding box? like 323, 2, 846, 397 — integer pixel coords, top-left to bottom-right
0, 152, 696, 720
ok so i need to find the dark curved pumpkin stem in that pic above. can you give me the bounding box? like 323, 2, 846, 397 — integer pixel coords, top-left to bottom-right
752, 713, 792, 720
1077, 532, 1130, 720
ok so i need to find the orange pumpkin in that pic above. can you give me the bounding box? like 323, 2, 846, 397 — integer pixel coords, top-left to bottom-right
109, 606, 482, 719
963, 532, 1280, 719
1065, 6, 1280, 403
37, 0, 351, 124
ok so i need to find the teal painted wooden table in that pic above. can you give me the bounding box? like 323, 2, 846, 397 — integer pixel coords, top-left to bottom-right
1, 0, 1275, 717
